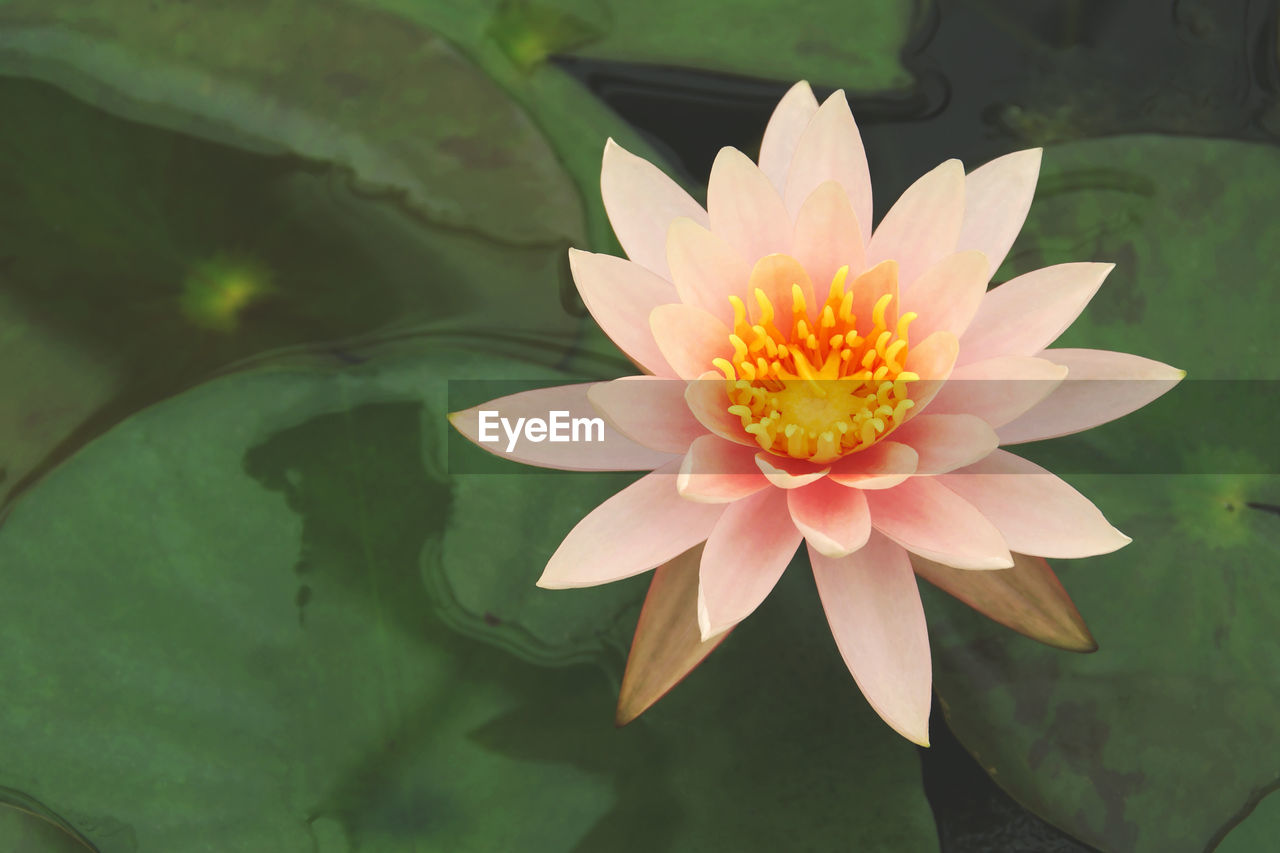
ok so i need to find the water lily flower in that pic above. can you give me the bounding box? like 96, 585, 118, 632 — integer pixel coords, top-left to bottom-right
451, 81, 1182, 745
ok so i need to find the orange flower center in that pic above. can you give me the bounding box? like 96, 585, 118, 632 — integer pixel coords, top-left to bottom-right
713, 263, 919, 464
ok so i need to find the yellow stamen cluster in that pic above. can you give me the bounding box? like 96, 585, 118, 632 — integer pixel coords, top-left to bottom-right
712, 266, 919, 464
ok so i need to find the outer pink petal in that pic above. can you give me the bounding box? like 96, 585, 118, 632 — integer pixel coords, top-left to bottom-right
996, 349, 1185, 444
539, 460, 725, 588
450, 384, 679, 471
601, 138, 709, 279
666, 217, 750, 323
959, 262, 1113, 365
758, 81, 820, 196
650, 304, 728, 379
792, 181, 866, 294
783, 90, 873, 244
587, 376, 707, 453
865, 159, 966, 291
677, 434, 770, 503
828, 441, 918, 489
810, 534, 932, 746
939, 450, 1131, 558
685, 372, 756, 448
707, 146, 792, 261
866, 478, 1013, 570
901, 251, 990, 341
955, 148, 1042, 274
890, 413, 999, 475
570, 249, 678, 376
755, 453, 830, 489
789, 478, 871, 557
697, 489, 802, 638
926, 356, 1067, 428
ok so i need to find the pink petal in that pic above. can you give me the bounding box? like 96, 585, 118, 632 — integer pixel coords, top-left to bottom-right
587, 376, 707, 453
698, 489, 802, 638
649, 304, 729, 379
539, 460, 725, 588
755, 453, 830, 489
791, 180, 866, 295
666, 217, 751, 324
810, 533, 932, 746
789, 477, 871, 557
866, 477, 1013, 570
783, 90, 873, 244
890, 413, 999, 475
996, 349, 1185, 444
570, 249, 678, 376
677, 434, 770, 503
601, 138, 709, 279
708, 146, 792, 261
450, 384, 680, 471
758, 81, 820, 196
901, 251, 990, 341
960, 262, 1114, 365
900, 330, 960, 419
925, 356, 1067, 427
865, 159, 966, 291
828, 441, 918, 489
847, 260, 899, 339
955, 148, 1042, 274
685, 372, 757, 448
747, 254, 816, 324
939, 450, 1131, 558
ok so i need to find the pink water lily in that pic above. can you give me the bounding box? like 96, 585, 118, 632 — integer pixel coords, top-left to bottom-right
451, 82, 1182, 745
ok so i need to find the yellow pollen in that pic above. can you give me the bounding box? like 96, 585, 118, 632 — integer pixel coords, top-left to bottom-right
715, 263, 919, 463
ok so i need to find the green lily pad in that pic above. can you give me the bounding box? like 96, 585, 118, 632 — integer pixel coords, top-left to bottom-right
928, 135, 1280, 852
0, 77, 589, 512
0, 0, 585, 245
0, 797, 89, 853
0, 341, 937, 851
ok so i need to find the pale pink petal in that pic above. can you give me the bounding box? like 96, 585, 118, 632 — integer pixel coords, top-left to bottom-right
997, 349, 1185, 444
939, 450, 1131, 558
587, 376, 707, 453
539, 460, 725, 588
792, 181, 866, 295
900, 330, 960, 419
747, 254, 816, 324
570, 249, 678, 376
847, 260, 899, 339
697, 489, 802, 638
650, 304, 729, 379
685, 372, 756, 448
789, 477, 871, 557
959, 263, 1113, 365
890, 414, 998, 475
707, 146, 792, 261
677, 435, 770, 503
450, 384, 679, 472
601, 138, 709, 279
865, 159, 966, 291
810, 534, 932, 745
758, 81, 820, 195
955, 148, 1042, 274
784, 90, 873, 244
926, 356, 1067, 428
866, 478, 1013, 569
755, 453, 830, 489
828, 441, 918, 489
901, 251, 990, 341
666, 217, 751, 323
